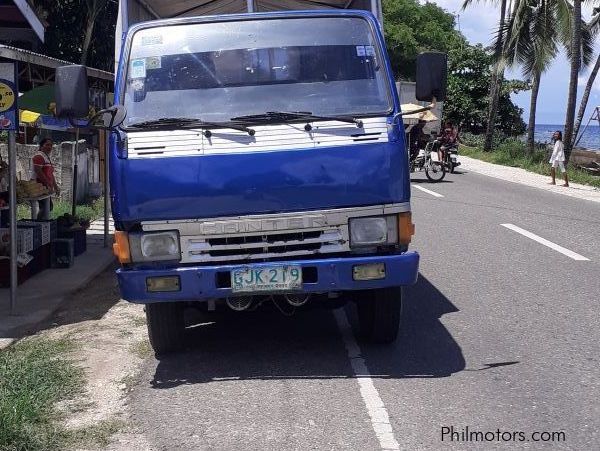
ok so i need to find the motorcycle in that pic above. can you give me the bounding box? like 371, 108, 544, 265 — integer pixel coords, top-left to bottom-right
442, 143, 460, 173
409, 140, 446, 182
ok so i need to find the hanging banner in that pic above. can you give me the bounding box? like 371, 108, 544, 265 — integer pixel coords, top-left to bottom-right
0, 62, 18, 131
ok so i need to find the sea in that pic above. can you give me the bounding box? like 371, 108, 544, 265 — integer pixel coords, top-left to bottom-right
534, 124, 600, 151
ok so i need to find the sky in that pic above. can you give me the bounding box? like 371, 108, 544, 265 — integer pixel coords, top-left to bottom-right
432, 0, 600, 125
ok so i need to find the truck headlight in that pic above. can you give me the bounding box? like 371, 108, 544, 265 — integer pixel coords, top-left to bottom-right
129, 231, 181, 262
349, 216, 398, 247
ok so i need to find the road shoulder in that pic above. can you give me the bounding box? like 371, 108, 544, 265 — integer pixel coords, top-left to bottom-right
459, 156, 600, 203
2, 268, 152, 450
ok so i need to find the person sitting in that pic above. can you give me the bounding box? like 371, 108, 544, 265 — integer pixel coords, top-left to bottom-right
436, 121, 458, 161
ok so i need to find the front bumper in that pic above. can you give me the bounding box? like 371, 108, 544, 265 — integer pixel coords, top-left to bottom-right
117, 252, 419, 303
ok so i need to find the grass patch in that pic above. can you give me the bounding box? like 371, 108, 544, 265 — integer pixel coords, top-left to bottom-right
130, 316, 147, 328
50, 197, 105, 222
118, 329, 134, 338
0, 337, 83, 451
461, 143, 600, 188
129, 339, 152, 359
16, 197, 106, 222
64, 419, 124, 449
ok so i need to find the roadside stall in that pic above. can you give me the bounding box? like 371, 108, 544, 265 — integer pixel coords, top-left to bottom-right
0, 44, 113, 313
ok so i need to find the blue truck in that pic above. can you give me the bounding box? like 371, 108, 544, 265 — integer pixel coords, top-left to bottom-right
55, 0, 447, 355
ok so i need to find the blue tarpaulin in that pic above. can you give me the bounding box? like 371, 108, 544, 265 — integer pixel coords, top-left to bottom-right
39, 115, 88, 130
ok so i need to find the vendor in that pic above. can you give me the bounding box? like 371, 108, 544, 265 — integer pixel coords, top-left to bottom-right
32, 138, 60, 219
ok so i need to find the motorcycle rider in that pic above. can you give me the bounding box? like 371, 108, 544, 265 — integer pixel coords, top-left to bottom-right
436, 121, 458, 163
408, 120, 428, 162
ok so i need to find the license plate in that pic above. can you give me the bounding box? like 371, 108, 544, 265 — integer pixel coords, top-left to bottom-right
231, 265, 302, 293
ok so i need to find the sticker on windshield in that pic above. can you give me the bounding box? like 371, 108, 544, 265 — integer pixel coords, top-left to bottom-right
365, 45, 376, 56
130, 59, 146, 79
146, 56, 161, 70
141, 35, 163, 46
356, 46, 366, 57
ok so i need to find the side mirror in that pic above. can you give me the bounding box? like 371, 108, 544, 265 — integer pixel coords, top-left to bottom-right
55, 65, 89, 118
416, 52, 448, 102
88, 105, 128, 129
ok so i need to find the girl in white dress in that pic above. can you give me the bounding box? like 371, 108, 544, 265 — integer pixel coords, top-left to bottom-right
549, 131, 569, 187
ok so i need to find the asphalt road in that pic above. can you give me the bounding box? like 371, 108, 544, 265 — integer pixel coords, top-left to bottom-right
126, 168, 600, 450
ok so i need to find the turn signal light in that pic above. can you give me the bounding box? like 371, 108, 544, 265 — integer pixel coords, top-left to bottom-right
113, 231, 131, 264
398, 212, 415, 245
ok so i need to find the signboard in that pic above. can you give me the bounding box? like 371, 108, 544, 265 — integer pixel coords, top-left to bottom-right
0, 62, 18, 131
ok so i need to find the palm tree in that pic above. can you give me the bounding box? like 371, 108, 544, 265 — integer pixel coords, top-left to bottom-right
563, 0, 582, 161
504, 0, 594, 154
504, 0, 558, 154
573, 8, 600, 146
463, 0, 510, 151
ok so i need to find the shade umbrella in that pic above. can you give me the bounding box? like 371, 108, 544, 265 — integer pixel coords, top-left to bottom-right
401, 103, 438, 122
418, 110, 438, 122
18, 85, 56, 115
20, 110, 41, 123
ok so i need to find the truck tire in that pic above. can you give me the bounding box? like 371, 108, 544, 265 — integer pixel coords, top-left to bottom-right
356, 287, 402, 344
145, 302, 185, 356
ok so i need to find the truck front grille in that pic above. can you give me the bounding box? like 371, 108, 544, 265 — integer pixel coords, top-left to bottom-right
183, 227, 349, 263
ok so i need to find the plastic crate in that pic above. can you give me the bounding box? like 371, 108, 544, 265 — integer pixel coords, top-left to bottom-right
51, 238, 74, 268
0, 228, 34, 254
17, 223, 43, 249
0, 258, 30, 287
19, 220, 52, 245
29, 244, 51, 276
29, 219, 58, 241
58, 228, 87, 256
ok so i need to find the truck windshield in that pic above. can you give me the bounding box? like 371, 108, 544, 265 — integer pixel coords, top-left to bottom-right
122, 17, 392, 127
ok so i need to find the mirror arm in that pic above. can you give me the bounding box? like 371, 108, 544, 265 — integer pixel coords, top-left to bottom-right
393, 97, 437, 125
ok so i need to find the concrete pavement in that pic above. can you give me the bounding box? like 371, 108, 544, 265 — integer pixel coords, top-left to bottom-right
114, 167, 599, 450
460, 155, 600, 203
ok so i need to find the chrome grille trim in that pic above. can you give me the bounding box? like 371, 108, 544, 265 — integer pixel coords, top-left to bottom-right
142, 203, 410, 264
183, 227, 348, 263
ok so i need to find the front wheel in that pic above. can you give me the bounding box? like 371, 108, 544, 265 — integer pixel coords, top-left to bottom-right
356, 287, 402, 343
425, 161, 446, 182
146, 302, 186, 357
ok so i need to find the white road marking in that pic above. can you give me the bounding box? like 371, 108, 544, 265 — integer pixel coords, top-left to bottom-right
412, 184, 444, 198
501, 223, 590, 261
334, 310, 400, 451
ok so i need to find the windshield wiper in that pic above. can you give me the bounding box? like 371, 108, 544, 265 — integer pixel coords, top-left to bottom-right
128, 117, 255, 136
231, 111, 364, 129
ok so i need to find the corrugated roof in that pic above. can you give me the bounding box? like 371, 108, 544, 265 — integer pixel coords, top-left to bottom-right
0, 44, 113, 81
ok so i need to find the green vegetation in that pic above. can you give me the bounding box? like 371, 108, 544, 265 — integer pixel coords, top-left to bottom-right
129, 339, 153, 359
0, 337, 123, 450
460, 142, 600, 188
32, 1, 117, 71
382, 0, 464, 79
444, 44, 528, 136
0, 338, 83, 451
16, 197, 105, 222
382, 1, 528, 137
50, 196, 105, 222
64, 419, 125, 449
